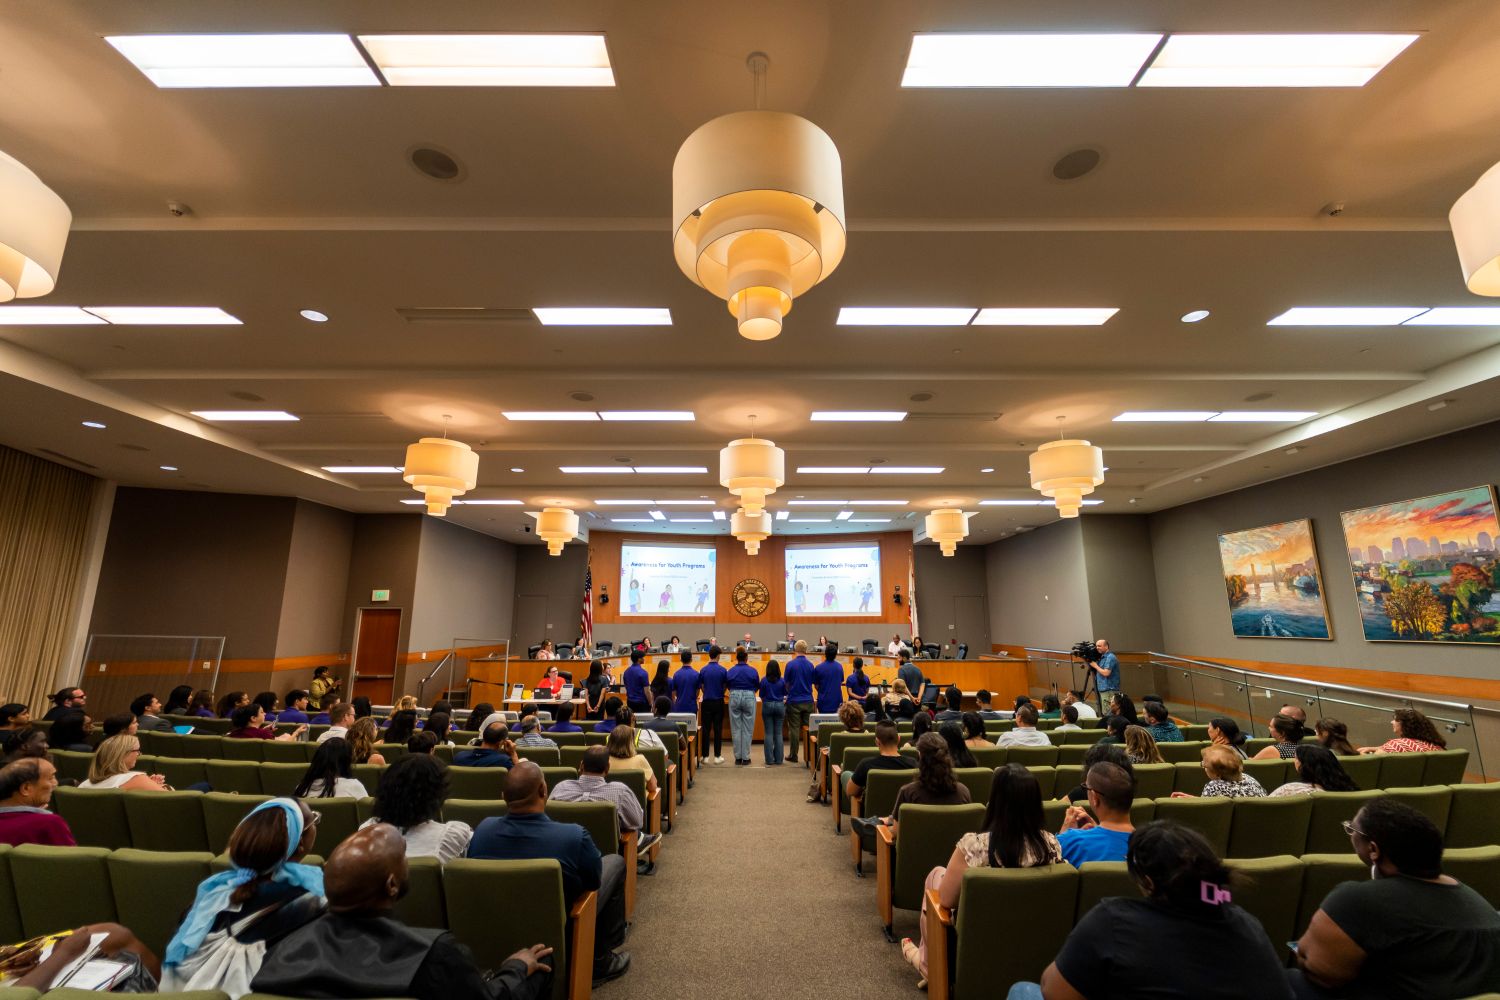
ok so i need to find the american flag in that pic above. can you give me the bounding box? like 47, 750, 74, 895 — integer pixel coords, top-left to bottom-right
579, 563, 594, 653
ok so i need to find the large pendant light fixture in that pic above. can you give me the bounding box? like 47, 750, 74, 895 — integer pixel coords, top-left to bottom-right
403, 427, 479, 517
720, 415, 784, 517
0, 151, 72, 302
1029, 418, 1104, 519
672, 53, 846, 341
731, 508, 771, 555
924, 508, 969, 556
536, 507, 580, 556
1451, 161, 1500, 295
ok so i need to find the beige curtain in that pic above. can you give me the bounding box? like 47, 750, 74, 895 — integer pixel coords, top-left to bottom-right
0, 445, 100, 711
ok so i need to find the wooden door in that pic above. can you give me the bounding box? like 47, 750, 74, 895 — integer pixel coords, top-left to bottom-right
353, 608, 401, 704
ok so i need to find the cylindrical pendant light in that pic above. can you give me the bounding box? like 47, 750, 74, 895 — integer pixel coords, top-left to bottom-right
536, 507, 580, 556
0, 150, 72, 302
1451, 160, 1500, 295
731, 508, 772, 555
1029, 439, 1105, 518
925, 508, 968, 556
403, 436, 479, 516
720, 436, 784, 516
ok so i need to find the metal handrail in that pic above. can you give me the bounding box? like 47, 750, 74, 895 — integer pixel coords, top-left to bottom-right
415, 650, 457, 706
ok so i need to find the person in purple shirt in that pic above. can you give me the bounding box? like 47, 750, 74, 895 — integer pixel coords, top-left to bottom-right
593, 697, 624, 735
547, 701, 583, 733
846, 657, 871, 701
278, 690, 312, 725
622, 649, 651, 715
759, 660, 788, 766
782, 641, 817, 764
813, 643, 845, 714
725, 649, 761, 766
698, 646, 729, 765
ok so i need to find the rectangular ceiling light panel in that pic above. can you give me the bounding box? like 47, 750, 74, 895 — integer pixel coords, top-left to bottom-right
797, 467, 870, 474
972, 308, 1119, 326
1139, 33, 1419, 88
836, 307, 976, 326
849, 517, 893, 523
106, 34, 379, 88
359, 34, 614, 87
1268, 307, 1427, 326
503, 411, 600, 421
869, 467, 944, 474
1403, 308, 1500, 326
191, 410, 299, 422
532, 307, 669, 325
1208, 411, 1318, 422
1113, 411, 1219, 422
810, 411, 908, 421
598, 411, 695, 421
560, 466, 632, 474
903, 33, 1163, 88
632, 467, 708, 474
323, 466, 401, 474
86, 307, 241, 325
0, 307, 106, 325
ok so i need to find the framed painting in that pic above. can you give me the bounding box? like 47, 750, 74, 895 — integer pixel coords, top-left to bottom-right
1339, 485, 1500, 644
1217, 518, 1332, 639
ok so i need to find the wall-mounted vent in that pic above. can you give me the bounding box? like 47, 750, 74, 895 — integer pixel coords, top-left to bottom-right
37, 448, 97, 470
396, 307, 533, 324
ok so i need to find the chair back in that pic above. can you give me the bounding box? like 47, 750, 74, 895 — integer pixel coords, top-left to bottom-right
955, 864, 1078, 998
52, 787, 130, 849
1303, 789, 1383, 853
446, 766, 507, 801
893, 804, 986, 909
302, 796, 361, 848
1150, 796, 1232, 856
1421, 748, 1470, 786
1223, 855, 1305, 962
123, 791, 208, 852
108, 848, 213, 954
1445, 782, 1500, 849
1227, 796, 1313, 858
442, 858, 570, 1000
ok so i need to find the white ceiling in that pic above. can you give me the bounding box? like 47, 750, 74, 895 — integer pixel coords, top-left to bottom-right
4, 0, 1500, 546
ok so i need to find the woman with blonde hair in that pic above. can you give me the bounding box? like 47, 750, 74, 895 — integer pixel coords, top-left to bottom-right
606, 726, 658, 797
81, 734, 170, 791
1123, 725, 1164, 765
883, 678, 917, 719
345, 716, 386, 766
1172, 744, 1266, 799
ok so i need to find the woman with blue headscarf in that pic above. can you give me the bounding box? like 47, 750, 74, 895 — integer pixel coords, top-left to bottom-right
161, 798, 325, 998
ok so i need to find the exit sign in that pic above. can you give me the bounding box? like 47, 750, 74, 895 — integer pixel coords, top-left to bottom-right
372, 589, 391, 602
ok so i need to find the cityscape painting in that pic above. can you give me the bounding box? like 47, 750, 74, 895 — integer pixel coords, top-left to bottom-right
1339, 485, 1500, 644
1218, 519, 1332, 639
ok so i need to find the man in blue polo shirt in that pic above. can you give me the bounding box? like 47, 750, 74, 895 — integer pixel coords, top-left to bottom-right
278, 690, 311, 725
725, 649, 760, 766
812, 643, 845, 715
698, 646, 728, 766
622, 649, 651, 716
669, 650, 700, 713
1057, 761, 1134, 865
782, 641, 816, 765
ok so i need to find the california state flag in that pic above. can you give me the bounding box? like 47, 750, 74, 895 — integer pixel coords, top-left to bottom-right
907, 549, 919, 638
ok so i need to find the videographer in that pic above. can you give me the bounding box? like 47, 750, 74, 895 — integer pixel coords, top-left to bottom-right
1089, 638, 1120, 713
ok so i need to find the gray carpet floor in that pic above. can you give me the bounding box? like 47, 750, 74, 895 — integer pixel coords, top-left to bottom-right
595, 756, 924, 998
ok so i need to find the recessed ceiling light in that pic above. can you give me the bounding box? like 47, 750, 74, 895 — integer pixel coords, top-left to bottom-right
1208, 411, 1317, 422
322, 465, 402, 474
848, 517, 893, 523
849, 500, 909, 506
902, 33, 1162, 88
358, 34, 614, 87
299, 309, 328, 322
610, 518, 653, 523
1113, 411, 1219, 422
1180, 309, 1211, 323
836, 307, 976, 326
797, 467, 870, 474
972, 308, 1118, 326
0, 306, 106, 325
190, 410, 300, 422
1193, 476, 1207, 483
510, 467, 525, 473
1427, 399, 1455, 412
560, 466, 632, 474
632, 467, 708, 474
598, 411, 696, 421
649, 510, 666, 521
980, 467, 995, 473
652, 500, 716, 506
531, 307, 670, 326
593, 500, 654, 506
85, 306, 241, 325
787, 500, 848, 506
81, 421, 107, 429
1285, 447, 1301, 455
159, 465, 178, 471
105, 34, 380, 88
712, 510, 727, 521
810, 411, 908, 421
503, 412, 600, 421
1402, 307, 1500, 326
835, 511, 854, 521
669, 517, 713, 523
1267, 307, 1426, 326
788, 517, 834, 523
869, 467, 944, 474
1139, 33, 1419, 88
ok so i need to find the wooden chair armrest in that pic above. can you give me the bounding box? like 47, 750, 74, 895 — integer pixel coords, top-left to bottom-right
646, 788, 662, 858
567, 890, 597, 1000
621, 830, 638, 920
830, 764, 844, 830
925, 887, 954, 1000
876, 820, 895, 927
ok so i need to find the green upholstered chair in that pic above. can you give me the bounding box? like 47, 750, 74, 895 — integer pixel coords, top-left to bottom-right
1421, 749, 1471, 786
1024, 765, 1057, 800
1243, 758, 1292, 793
1294, 853, 1366, 937
862, 769, 912, 826
1445, 782, 1500, 849
178, 734, 224, 758
1171, 762, 1205, 795
1055, 744, 1090, 764
1060, 729, 1099, 744
877, 803, 986, 937
548, 732, 589, 747
302, 796, 361, 849
1131, 763, 1176, 801
1151, 797, 1233, 856
107, 848, 213, 954
0, 845, 24, 944
1304, 790, 1383, 854
1227, 796, 1313, 858
136, 731, 171, 756
261, 741, 313, 764
1042, 799, 1071, 831
9, 845, 116, 936
154, 757, 209, 790
352, 762, 386, 791
547, 800, 619, 855
446, 766, 507, 801
256, 763, 307, 798
559, 745, 589, 772
949, 864, 1079, 999
516, 745, 562, 766
124, 790, 209, 852
969, 746, 1007, 770
433, 745, 455, 764
48, 749, 93, 784
373, 743, 408, 761
443, 859, 575, 1000
1075, 860, 1137, 919
1384, 785, 1452, 834
355, 796, 377, 823
443, 798, 506, 830
1444, 845, 1500, 908
202, 792, 270, 853
954, 767, 996, 805
1005, 745, 1058, 768
637, 746, 671, 829
1334, 754, 1380, 790
0, 988, 42, 1000
833, 746, 881, 830
1244, 739, 1274, 756
540, 767, 577, 796
1223, 855, 1304, 961
50, 991, 228, 1000
1129, 800, 1157, 827
1054, 765, 1083, 795
1159, 741, 1206, 763
812, 722, 846, 765
582, 732, 608, 746
1373, 752, 1426, 789
205, 759, 262, 795
51, 786, 130, 849
1180, 725, 1211, 742
220, 739, 265, 762
606, 768, 648, 816
396, 855, 447, 930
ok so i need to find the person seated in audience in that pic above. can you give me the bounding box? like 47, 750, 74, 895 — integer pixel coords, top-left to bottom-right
1056, 761, 1134, 865
514, 716, 560, 751
0, 703, 30, 738
1273, 702, 1309, 731
838, 699, 866, 734
189, 689, 216, 718
80, 734, 170, 791
552, 745, 662, 855
613, 707, 664, 751
1106, 692, 1139, 725
1061, 744, 1134, 804
934, 686, 965, 724
884, 678, 918, 720
1054, 705, 1082, 732
352, 696, 374, 719
252, 691, 281, 722
162, 684, 194, 716
1093, 713, 1130, 749
216, 690, 249, 719
407, 730, 440, 756
384, 709, 419, 746
467, 761, 631, 986
1, 727, 48, 763
971, 689, 1005, 721
899, 711, 934, 753
423, 711, 456, 744
317, 701, 356, 743
884, 733, 971, 836
1013, 695, 1033, 715
861, 691, 886, 725
962, 712, 994, 747
1038, 693, 1062, 720
1012, 821, 1294, 1000
548, 700, 583, 734
346, 717, 387, 766
160, 798, 324, 993
229, 703, 307, 741
309, 692, 337, 725
42, 685, 86, 721
1171, 744, 1265, 799
938, 721, 977, 768
1253, 713, 1307, 760
10, 923, 158, 990
294, 737, 368, 799
130, 692, 175, 732
1271, 744, 1359, 798
1315, 717, 1358, 756
362, 754, 472, 861
845, 720, 916, 808
0, 758, 74, 845
1289, 797, 1500, 1000
1122, 725, 1164, 764
100, 711, 138, 738
639, 696, 680, 738
1142, 700, 1184, 742
535, 640, 555, 661
454, 723, 516, 768
908, 764, 1062, 984
1208, 716, 1249, 758
252, 823, 553, 1000
1062, 689, 1097, 721
605, 726, 658, 798
48, 709, 94, 751
594, 696, 625, 735
997, 704, 1053, 748
462, 702, 494, 734
1359, 707, 1448, 755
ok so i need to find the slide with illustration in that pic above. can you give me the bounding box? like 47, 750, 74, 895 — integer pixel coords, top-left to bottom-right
785, 543, 882, 616
620, 542, 716, 616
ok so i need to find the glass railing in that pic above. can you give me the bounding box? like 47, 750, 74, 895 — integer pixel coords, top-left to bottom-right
1023, 647, 1489, 781
79, 634, 226, 717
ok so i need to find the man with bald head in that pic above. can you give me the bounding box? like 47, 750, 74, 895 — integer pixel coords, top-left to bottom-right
253, 824, 552, 1000
467, 761, 631, 986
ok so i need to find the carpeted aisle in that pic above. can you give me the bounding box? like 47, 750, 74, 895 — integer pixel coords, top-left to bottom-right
595, 757, 924, 998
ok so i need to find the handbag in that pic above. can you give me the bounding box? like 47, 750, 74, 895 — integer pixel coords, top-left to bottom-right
159, 896, 313, 1000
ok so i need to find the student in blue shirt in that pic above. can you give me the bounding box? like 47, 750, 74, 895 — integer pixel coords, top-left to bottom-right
1057, 760, 1134, 865
812, 644, 845, 715
547, 701, 583, 733
621, 649, 651, 715
725, 649, 761, 766
698, 646, 729, 765
846, 657, 871, 701
759, 660, 788, 766
593, 697, 624, 735
669, 650, 701, 715
278, 690, 312, 725
782, 641, 817, 764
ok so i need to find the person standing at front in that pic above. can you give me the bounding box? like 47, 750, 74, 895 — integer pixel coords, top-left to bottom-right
760, 660, 788, 766
813, 643, 845, 715
783, 641, 817, 765
698, 646, 729, 765
726, 649, 760, 767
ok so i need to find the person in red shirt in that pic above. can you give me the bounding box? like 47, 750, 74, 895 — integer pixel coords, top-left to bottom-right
537, 665, 564, 697
0, 758, 75, 846
228, 704, 306, 741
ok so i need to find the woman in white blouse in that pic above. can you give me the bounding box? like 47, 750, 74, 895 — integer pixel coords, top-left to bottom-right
358, 754, 471, 862
1269, 744, 1360, 797
292, 737, 368, 799
80, 735, 170, 791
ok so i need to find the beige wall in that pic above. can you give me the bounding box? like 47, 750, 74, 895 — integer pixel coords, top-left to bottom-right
409, 516, 517, 652
275, 500, 355, 659
984, 519, 1091, 651
1081, 516, 1164, 651
914, 543, 989, 653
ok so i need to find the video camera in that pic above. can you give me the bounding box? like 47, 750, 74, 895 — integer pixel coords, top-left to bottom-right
1071, 639, 1101, 664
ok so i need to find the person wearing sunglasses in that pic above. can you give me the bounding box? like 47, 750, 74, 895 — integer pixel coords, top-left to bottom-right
1288, 797, 1500, 999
